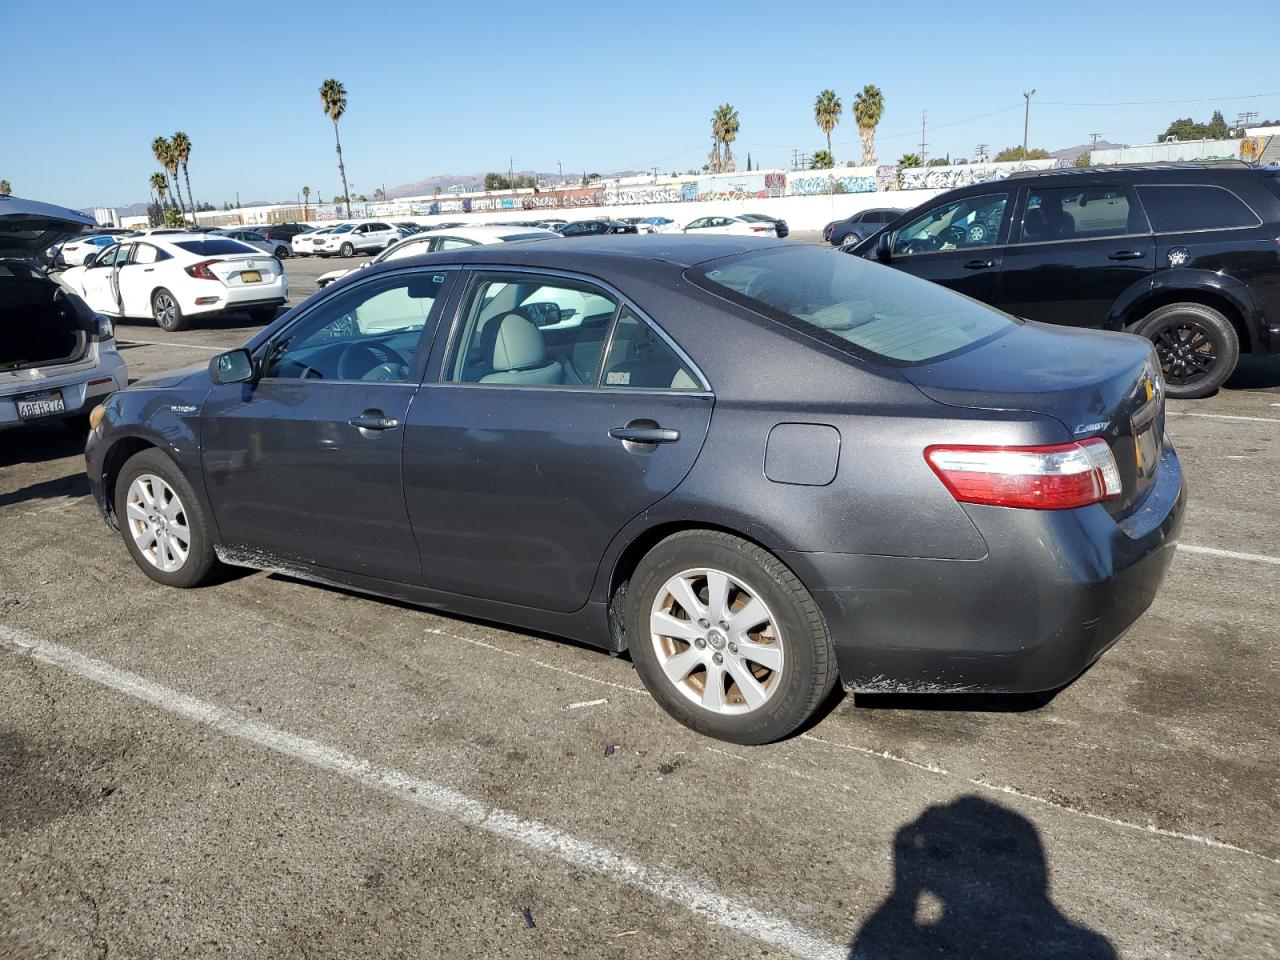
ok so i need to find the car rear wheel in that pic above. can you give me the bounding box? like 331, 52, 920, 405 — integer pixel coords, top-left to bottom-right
274, 245, 289, 259
626, 530, 837, 744
114, 449, 218, 588
340, 242, 355, 257
152, 288, 189, 332
1134, 302, 1239, 399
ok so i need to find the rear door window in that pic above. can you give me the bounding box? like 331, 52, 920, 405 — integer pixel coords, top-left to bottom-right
1136, 185, 1261, 232
690, 246, 1015, 364
1018, 185, 1144, 242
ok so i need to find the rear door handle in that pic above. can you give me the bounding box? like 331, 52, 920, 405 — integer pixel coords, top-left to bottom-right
963, 259, 994, 270
609, 424, 680, 444
349, 412, 400, 431
1109, 250, 1144, 261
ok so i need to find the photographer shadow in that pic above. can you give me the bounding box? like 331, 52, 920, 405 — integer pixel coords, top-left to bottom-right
849, 796, 1116, 959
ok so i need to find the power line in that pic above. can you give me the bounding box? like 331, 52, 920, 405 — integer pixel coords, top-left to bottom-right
1040, 90, 1280, 107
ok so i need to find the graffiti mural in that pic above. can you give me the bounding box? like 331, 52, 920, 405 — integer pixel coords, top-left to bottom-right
555, 187, 606, 207
694, 172, 769, 201
898, 159, 1063, 190
764, 172, 786, 197
604, 184, 684, 205
787, 173, 877, 196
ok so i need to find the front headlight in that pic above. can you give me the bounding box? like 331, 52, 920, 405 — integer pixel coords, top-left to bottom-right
88, 403, 107, 432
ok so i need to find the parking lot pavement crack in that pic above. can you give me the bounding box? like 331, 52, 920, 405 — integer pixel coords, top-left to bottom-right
417, 625, 1280, 870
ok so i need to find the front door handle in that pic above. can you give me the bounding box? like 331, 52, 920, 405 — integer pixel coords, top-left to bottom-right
349, 411, 400, 431
963, 259, 994, 270
1109, 250, 1144, 261
610, 422, 680, 445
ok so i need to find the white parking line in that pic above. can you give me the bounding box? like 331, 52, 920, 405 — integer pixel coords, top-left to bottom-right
117, 339, 224, 351
424, 625, 1280, 868
1166, 411, 1280, 424
1179, 544, 1280, 566
0, 626, 847, 960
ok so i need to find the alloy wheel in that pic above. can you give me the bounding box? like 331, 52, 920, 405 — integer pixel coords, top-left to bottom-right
125, 474, 191, 572
649, 567, 784, 715
1152, 318, 1218, 387
154, 293, 177, 328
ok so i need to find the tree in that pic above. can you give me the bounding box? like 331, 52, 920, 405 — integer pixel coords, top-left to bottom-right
484, 172, 511, 191
320, 79, 352, 218
373, 187, 385, 201
710, 103, 739, 173
852, 85, 884, 167
332, 195, 345, 204
1159, 111, 1233, 142
926, 157, 949, 167
1074, 152, 1092, 168
0, 179, 11, 196
302, 185, 311, 211
898, 153, 922, 168
151, 136, 186, 223
171, 131, 196, 225
994, 146, 1051, 161
814, 89, 842, 161
808, 149, 835, 169
149, 171, 168, 226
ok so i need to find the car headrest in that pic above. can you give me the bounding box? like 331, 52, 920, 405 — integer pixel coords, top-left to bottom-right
487, 313, 546, 371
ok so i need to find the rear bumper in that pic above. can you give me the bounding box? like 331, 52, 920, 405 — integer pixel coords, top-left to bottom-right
783, 442, 1186, 694
182, 279, 287, 317
0, 349, 127, 430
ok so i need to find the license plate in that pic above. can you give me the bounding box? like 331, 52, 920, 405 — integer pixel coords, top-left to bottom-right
16, 389, 65, 420
1134, 418, 1160, 478
240, 270, 262, 283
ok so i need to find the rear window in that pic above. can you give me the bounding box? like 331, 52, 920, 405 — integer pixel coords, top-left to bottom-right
499, 232, 554, 242
174, 239, 260, 255
1136, 185, 1261, 232
689, 247, 1015, 364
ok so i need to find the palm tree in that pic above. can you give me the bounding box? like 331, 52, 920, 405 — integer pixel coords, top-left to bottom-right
853, 85, 885, 167
149, 172, 168, 225
809, 149, 835, 169
711, 103, 739, 173
814, 89, 842, 161
898, 152, 922, 168
320, 79, 352, 218
171, 132, 196, 224
0, 180, 10, 197
302, 185, 311, 214
151, 136, 186, 223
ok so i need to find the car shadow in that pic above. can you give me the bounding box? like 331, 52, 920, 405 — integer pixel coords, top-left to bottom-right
847, 796, 1117, 959
851, 689, 1060, 713
0, 471, 89, 508
1224, 355, 1280, 392
0, 421, 87, 469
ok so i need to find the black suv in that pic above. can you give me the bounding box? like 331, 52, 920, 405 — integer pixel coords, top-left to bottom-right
853, 162, 1280, 397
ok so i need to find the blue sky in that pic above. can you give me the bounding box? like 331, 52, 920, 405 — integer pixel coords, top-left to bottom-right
3, 0, 1278, 209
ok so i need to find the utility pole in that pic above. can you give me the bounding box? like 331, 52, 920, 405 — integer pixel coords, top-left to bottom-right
1090, 132, 1101, 151
790, 148, 808, 171
509, 155, 514, 188
557, 160, 563, 185
920, 110, 928, 165
651, 166, 659, 180
1022, 89, 1036, 155
975, 144, 988, 163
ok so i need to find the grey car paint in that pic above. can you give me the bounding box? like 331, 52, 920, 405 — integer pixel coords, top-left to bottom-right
85, 236, 1184, 697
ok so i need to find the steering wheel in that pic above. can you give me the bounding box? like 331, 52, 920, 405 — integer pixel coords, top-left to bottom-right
336, 342, 408, 381
941, 225, 968, 247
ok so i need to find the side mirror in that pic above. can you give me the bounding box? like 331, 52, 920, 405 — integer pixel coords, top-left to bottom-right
522, 301, 562, 327
875, 231, 893, 263
210, 348, 255, 385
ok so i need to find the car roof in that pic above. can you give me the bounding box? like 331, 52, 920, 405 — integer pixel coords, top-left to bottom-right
365, 234, 787, 275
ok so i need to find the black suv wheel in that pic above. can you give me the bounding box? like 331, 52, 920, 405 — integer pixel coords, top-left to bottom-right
1134, 302, 1239, 399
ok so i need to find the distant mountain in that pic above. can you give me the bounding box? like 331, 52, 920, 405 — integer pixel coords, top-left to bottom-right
1051, 140, 1123, 163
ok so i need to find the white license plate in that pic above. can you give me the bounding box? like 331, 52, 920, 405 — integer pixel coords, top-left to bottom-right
16, 389, 66, 420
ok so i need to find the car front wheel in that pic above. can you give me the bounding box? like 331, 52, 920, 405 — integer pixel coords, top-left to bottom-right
114, 449, 218, 588
627, 530, 837, 744
1134, 302, 1239, 399
340, 242, 355, 257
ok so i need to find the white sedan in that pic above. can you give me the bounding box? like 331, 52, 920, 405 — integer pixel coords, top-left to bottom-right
683, 215, 778, 237
315, 225, 560, 288
56, 234, 120, 267
60, 233, 287, 331
217, 229, 292, 260
309, 220, 403, 258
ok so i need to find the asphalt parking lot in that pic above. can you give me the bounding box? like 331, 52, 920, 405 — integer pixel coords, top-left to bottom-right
2, 250, 1278, 959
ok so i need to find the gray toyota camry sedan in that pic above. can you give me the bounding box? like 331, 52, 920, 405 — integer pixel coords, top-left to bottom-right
84, 236, 1185, 744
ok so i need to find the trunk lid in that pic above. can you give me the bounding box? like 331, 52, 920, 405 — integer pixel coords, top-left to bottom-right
207, 255, 280, 288
903, 322, 1164, 518
0, 196, 96, 259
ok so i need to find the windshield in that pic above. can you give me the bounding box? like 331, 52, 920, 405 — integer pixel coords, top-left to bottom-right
330, 224, 354, 233
689, 247, 1016, 364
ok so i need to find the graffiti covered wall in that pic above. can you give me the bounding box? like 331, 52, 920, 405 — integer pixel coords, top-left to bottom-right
897, 159, 1063, 190
787, 167, 877, 196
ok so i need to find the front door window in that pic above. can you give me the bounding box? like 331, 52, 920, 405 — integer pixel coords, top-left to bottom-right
893, 193, 1009, 256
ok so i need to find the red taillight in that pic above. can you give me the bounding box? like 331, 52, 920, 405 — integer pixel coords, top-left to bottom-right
750, 225, 771, 232
925, 439, 1122, 510
185, 259, 223, 280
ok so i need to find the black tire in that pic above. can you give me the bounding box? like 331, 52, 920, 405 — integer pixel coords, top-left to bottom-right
626, 530, 837, 744
340, 242, 355, 258
1133, 302, 1239, 400
152, 288, 190, 332
249, 306, 278, 324
274, 245, 289, 259
113, 449, 219, 588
